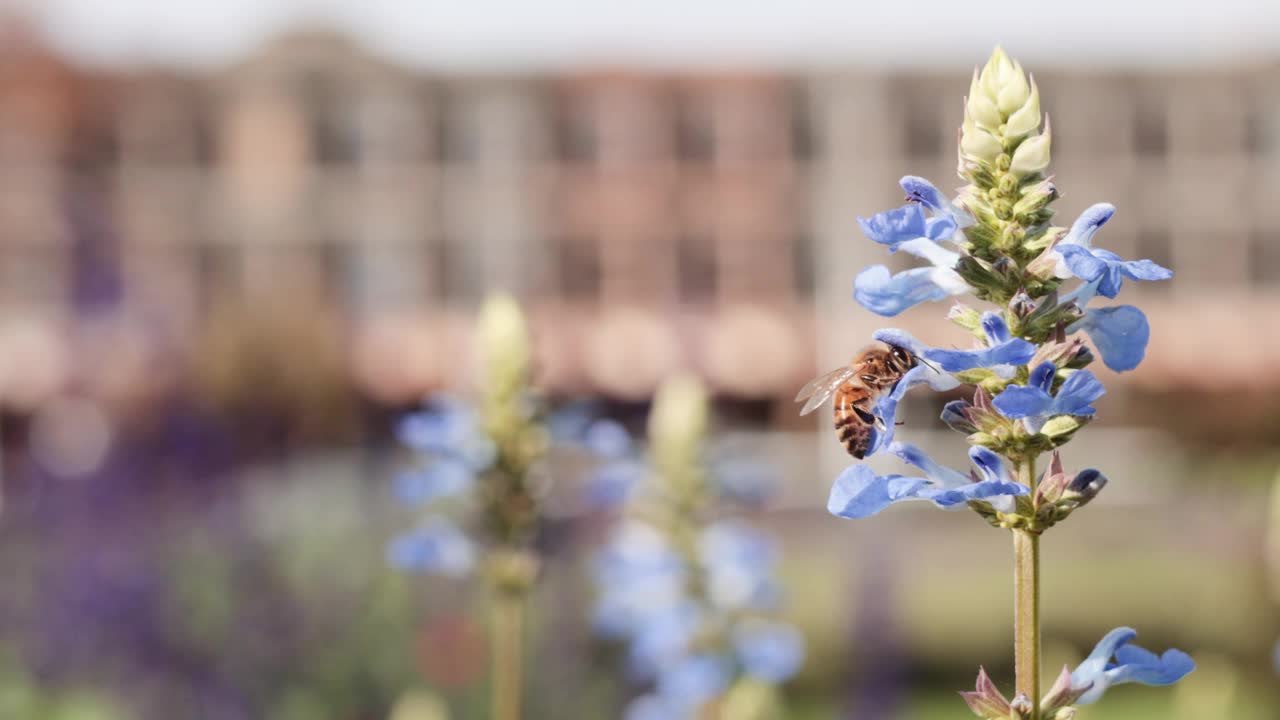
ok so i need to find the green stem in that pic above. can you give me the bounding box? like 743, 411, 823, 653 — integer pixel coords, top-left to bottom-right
491, 590, 527, 720
1013, 457, 1041, 718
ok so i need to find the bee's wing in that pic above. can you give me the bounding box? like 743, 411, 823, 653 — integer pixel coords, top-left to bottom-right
794, 366, 858, 416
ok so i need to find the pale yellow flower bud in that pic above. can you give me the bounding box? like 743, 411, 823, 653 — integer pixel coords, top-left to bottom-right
997, 60, 1031, 115
1005, 76, 1042, 139
1009, 116, 1052, 177
962, 108, 1003, 164
478, 293, 531, 389
649, 373, 708, 467
967, 69, 1002, 130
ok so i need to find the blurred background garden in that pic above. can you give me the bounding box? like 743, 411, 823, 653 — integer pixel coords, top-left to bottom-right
0, 1, 1276, 718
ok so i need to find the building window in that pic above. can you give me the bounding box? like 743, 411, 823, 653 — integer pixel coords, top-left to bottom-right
299, 72, 359, 165
791, 233, 814, 298
554, 103, 597, 165
1249, 231, 1280, 286
677, 99, 715, 164
1133, 99, 1167, 157
789, 86, 814, 163
678, 234, 717, 303
555, 235, 600, 300
901, 86, 942, 157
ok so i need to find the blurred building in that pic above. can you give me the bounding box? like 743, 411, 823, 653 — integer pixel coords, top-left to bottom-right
1, 27, 1278, 417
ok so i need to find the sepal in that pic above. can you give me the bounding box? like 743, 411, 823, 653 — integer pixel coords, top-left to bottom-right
960, 667, 1012, 719
1040, 665, 1090, 717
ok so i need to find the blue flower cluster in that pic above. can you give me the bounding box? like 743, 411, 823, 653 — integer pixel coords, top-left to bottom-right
596, 520, 803, 719
824, 46, 1193, 716
387, 396, 494, 576
588, 378, 804, 719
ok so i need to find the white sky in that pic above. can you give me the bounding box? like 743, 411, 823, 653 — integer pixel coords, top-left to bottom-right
13, 0, 1280, 71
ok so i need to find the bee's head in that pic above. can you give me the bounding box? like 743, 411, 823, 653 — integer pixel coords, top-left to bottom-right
888, 344, 917, 370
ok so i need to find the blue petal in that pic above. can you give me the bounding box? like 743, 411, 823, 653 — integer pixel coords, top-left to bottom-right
585, 459, 648, 508
992, 385, 1054, 419
392, 459, 474, 506
858, 204, 929, 248
1110, 646, 1196, 686
734, 621, 806, 683
968, 446, 1012, 484
854, 265, 967, 317
1120, 257, 1174, 283
1050, 370, 1106, 416
981, 312, 1012, 344
827, 465, 929, 519
1059, 244, 1111, 283
900, 175, 949, 212
656, 655, 731, 711
926, 339, 1037, 373
871, 329, 1036, 373
1073, 627, 1195, 705
1029, 361, 1056, 392
386, 519, 476, 576
624, 695, 677, 720
1061, 203, 1115, 249
396, 400, 476, 454
866, 364, 952, 454
628, 603, 702, 678
1070, 305, 1151, 372
887, 442, 971, 488
584, 418, 633, 458
917, 479, 1029, 507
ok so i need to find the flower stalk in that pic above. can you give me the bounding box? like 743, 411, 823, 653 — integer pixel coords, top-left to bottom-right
1012, 528, 1040, 718
821, 46, 1193, 718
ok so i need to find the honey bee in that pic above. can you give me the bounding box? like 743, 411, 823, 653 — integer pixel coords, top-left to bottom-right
794, 343, 919, 459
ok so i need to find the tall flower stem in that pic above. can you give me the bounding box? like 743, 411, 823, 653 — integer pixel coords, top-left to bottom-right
490, 589, 527, 720
1012, 457, 1040, 718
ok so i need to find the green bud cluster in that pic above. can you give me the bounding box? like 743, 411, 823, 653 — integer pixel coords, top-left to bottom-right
475, 294, 548, 568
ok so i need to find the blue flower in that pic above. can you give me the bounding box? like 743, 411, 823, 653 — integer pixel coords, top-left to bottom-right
1068, 305, 1151, 372
700, 522, 779, 612
859, 316, 1036, 453
827, 443, 1029, 519
854, 177, 974, 316
392, 458, 473, 506
624, 694, 678, 720
992, 362, 1106, 432
1070, 627, 1195, 705
655, 655, 731, 712
386, 518, 476, 576
1053, 204, 1172, 298
396, 396, 495, 469
858, 203, 956, 250
734, 620, 805, 683
593, 522, 687, 637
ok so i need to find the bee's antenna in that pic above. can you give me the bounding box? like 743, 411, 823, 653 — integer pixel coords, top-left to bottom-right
917, 356, 941, 373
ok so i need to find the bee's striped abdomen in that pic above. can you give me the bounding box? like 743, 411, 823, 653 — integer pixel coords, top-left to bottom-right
833, 384, 877, 459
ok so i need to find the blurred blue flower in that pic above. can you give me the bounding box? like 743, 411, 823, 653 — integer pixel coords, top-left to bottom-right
734, 621, 806, 683
700, 522, 780, 612
624, 694, 678, 720
656, 655, 732, 712
1068, 304, 1151, 373
1053, 204, 1172, 298
828, 442, 1029, 519
1070, 627, 1195, 705
396, 396, 496, 469
708, 457, 779, 505
854, 176, 975, 316
392, 458, 474, 506
992, 362, 1106, 432
386, 518, 476, 576
593, 522, 687, 638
